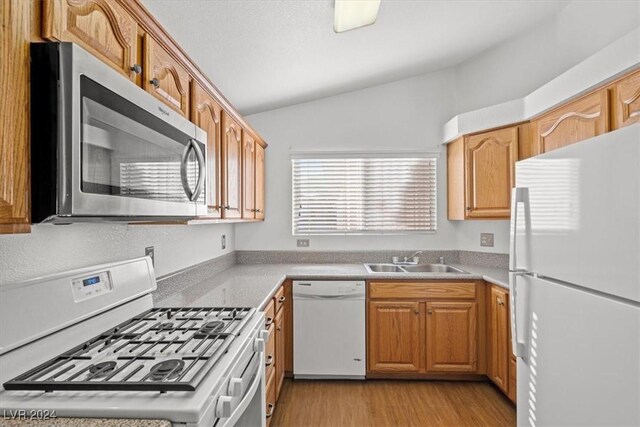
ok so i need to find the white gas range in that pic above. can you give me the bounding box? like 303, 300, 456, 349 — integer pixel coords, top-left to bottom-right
0, 257, 267, 427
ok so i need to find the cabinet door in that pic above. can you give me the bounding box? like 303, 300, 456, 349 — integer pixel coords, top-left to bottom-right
1, 0, 31, 234
192, 83, 222, 218
283, 281, 293, 375
265, 366, 276, 427
465, 127, 518, 218
43, 0, 138, 81
425, 302, 478, 373
488, 285, 510, 392
242, 132, 256, 219
275, 308, 285, 400
611, 69, 640, 130
221, 112, 242, 218
532, 90, 609, 154
143, 34, 190, 117
368, 301, 424, 373
255, 143, 265, 221
508, 355, 517, 403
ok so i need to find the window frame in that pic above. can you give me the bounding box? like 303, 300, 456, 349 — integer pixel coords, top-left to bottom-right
291, 152, 438, 236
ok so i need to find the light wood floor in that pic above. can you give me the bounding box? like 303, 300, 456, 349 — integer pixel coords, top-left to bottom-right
271, 379, 516, 427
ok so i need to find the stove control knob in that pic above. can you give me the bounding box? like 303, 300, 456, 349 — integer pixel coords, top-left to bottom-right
254, 338, 265, 352
229, 377, 243, 397
260, 329, 269, 341
216, 395, 233, 418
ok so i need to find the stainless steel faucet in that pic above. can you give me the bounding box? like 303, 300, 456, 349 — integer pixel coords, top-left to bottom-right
408, 250, 424, 259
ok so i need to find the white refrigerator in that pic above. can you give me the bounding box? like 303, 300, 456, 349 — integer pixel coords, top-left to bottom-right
509, 124, 640, 427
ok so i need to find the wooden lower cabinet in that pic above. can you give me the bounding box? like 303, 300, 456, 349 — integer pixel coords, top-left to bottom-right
274, 307, 285, 398
487, 285, 510, 392
368, 301, 425, 373
426, 301, 477, 373
508, 356, 517, 403
283, 281, 293, 376
265, 368, 276, 427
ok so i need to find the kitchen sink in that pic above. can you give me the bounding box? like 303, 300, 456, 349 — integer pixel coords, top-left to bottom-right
364, 264, 406, 273
364, 263, 467, 274
401, 264, 466, 273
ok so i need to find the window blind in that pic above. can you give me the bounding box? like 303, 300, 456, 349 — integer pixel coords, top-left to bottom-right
292, 156, 436, 235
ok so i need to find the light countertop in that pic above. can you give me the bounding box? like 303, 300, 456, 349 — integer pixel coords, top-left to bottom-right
154, 263, 509, 311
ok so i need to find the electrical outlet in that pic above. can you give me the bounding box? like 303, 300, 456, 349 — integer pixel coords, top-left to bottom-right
480, 233, 494, 247
221, 235, 226, 250
145, 246, 155, 266
297, 239, 310, 248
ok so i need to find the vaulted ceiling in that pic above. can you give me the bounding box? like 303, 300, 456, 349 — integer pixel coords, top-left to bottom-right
142, 0, 570, 115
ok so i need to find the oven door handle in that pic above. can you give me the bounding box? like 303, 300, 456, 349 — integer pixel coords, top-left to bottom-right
217, 354, 265, 427
180, 139, 206, 202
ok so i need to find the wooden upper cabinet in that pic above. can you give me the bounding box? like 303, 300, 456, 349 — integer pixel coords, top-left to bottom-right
143, 34, 190, 117
242, 132, 256, 219
532, 89, 609, 154
43, 0, 138, 80
487, 285, 510, 393
426, 301, 478, 373
1, 0, 31, 234
221, 112, 243, 219
192, 82, 223, 218
368, 301, 424, 373
611, 68, 640, 130
255, 143, 265, 221
465, 127, 518, 218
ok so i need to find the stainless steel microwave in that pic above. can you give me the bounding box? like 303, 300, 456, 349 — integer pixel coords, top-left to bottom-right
30, 42, 207, 223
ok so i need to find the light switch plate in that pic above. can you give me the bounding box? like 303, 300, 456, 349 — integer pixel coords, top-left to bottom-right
297, 239, 310, 248
480, 233, 494, 247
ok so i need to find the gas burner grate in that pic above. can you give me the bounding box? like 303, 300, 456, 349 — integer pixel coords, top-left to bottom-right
2, 307, 255, 392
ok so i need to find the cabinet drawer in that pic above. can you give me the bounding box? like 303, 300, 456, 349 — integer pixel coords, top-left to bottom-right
264, 299, 275, 329
265, 367, 276, 427
265, 323, 276, 381
369, 281, 477, 300
274, 285, 286, 313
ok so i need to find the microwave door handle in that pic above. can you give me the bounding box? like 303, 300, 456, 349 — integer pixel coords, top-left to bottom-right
191, 139, 206, 202
180, 142, 195, 201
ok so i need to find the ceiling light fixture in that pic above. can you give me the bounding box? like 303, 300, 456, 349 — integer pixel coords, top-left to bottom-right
334, 0, 381, 33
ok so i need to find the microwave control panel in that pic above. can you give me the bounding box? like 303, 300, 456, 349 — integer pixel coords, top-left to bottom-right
71, 271, 114, 302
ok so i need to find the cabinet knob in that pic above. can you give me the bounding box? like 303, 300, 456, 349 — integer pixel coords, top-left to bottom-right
266, 403, 275, 418
265, 355, 274, 367
414, 309, 419, 315
279, 296, 286, 303
224, 205, 230, 210
427, 309, 433, 315
498, 299, 504, 306
130, 63, 142, 74
150, 77, 160, 88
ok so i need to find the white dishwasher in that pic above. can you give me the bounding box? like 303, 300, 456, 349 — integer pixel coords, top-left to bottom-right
293, 280, 366, 379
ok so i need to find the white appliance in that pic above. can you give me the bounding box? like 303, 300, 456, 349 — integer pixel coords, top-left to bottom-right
510, 124, 640, 427
293, 280, 366, 379
0, 258, 266, 427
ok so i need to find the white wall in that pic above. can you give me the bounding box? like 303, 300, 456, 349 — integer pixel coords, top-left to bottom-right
454, 0, 640, 113
237, 0, 640, 254
0, 223, 234, 283
235, 70, 510, 253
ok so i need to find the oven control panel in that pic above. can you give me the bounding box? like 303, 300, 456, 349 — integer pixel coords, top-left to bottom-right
71, 271, 113, 302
